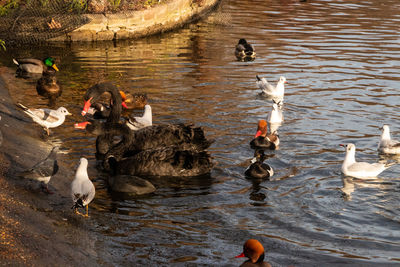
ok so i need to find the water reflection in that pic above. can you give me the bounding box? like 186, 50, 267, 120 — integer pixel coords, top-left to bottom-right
1, 0, 400, 265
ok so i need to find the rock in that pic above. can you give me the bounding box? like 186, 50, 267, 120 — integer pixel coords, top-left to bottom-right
87, 0, 108, 13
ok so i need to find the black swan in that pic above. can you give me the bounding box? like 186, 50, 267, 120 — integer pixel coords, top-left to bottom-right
81, 82, 122, 123
107, 147, 213, 177
81, 82, 122, 158
244, 150, 274, 180
250, 120, 279, 150
108, 175, 156, 195
75, 119, 214, 161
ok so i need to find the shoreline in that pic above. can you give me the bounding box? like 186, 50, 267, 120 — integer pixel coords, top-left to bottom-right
49, 0, 220, 42
0, 67, 99, 266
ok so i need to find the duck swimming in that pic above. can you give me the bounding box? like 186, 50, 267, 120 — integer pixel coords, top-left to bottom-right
120, 91, 148, 109
250, 120, 279, 150
13, 57, 59, 74
245, 150, 274, 180
235, 39, 256, 61
36, 71, 62, 107
236, 239, 271, 267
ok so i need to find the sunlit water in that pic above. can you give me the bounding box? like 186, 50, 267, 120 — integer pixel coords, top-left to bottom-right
1, 0, 400, 265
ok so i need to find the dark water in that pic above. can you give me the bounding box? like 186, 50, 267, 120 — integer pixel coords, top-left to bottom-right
1, 0, 400, 265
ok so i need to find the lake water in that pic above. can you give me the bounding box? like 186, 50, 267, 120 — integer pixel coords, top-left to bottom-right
1, 0, 400, 265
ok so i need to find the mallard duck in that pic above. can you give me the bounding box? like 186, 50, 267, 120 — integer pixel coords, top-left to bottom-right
235, 39, 256, 61
36, 71, 61, 98
13, 57, 59, 74
119, 91, 148, 109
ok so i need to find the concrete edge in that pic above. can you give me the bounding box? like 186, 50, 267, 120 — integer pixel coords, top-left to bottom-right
48, 0, 220, 42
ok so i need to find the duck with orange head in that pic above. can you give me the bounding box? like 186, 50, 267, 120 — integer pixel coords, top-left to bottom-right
235, 239, 271, 267
250, 120, 279, 150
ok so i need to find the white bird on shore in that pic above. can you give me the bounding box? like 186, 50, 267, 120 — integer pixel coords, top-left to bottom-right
71, 158, 95, 217
378, 125, 400, 155
341, 143, 394, 179
126, 104, 152, 131
17, 103, 71, 135
18, 146, 59, 194
256, 75, 287, 102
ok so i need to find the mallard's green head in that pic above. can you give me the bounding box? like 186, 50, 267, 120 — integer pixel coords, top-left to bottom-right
43, 57, 59, 71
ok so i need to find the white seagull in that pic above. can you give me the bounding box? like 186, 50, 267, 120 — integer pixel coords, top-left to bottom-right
18, 146, 59, 194
378, 125, 400, 155
71, 158, 95, 217
267, 103, 283, 124
341, 143, 393, 179
126, 104, 152, 131
17, 103, 71, 135
256, 75, 287, 102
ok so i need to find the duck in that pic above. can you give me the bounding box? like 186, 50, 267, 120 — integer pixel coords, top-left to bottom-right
17, 146, 59, 194
245, 150, 274, 180
250, 120, 279, 150
378, 125, 400, 155
235, 39, 256, 61
120, 91, 148, 109
107, 175, 156, 195
36, 70, 62, 107
13, 57, 59, 74
256, 75, 286, 102
107, 147, 213, 177
341, 143, 394, 179
71, 158, 96, 217
235, 239, 272, 267
17, 103, 71, 135
126, 104, 152, 131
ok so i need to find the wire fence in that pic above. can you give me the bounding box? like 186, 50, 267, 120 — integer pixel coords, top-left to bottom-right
0, 0, 90, 44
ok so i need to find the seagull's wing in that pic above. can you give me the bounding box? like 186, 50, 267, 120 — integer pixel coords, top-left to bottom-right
27, 109, 61, 123
256, 76, 275, 93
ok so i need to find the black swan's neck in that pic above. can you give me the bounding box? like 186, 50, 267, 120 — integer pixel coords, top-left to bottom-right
85, 82, 122, 123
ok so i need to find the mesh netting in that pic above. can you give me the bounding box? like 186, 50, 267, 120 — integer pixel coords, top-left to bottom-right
0, 0, 90, 44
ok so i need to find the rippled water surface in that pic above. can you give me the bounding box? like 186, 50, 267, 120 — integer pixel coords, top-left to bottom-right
1, 0, 400, 265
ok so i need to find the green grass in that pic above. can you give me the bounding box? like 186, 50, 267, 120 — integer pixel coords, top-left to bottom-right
0, 39, 6, 51
0, 0, 20, 16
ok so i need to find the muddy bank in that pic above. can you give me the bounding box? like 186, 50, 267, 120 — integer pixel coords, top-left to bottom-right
0, 67, 102, 266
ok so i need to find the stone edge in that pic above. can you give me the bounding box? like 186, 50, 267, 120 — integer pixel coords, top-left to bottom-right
48, 0, 220, 42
